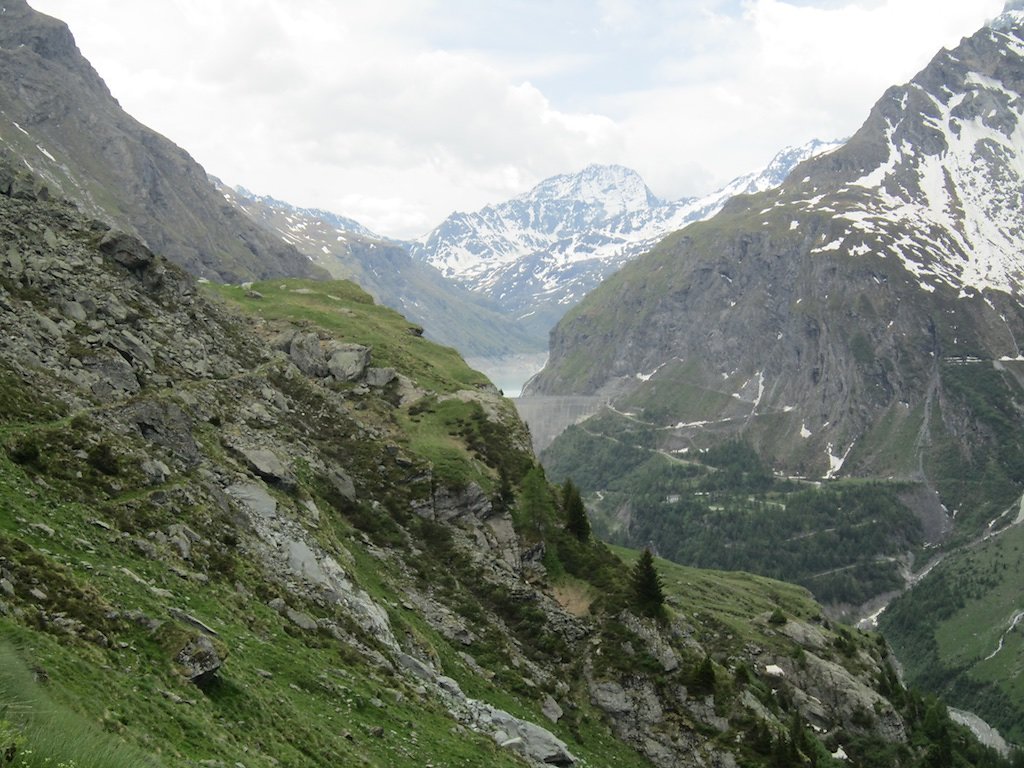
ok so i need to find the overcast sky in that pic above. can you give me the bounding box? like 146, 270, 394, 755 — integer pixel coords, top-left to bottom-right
30, 0, 1005, 239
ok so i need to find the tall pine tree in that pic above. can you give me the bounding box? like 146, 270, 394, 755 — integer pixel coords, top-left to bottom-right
518, 465, 554, 540
562, 479, 590, 542
631, 548, 666, 620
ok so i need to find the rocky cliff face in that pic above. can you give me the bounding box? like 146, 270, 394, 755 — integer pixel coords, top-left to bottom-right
0, 165, 977, 768
0, 0, 322, 283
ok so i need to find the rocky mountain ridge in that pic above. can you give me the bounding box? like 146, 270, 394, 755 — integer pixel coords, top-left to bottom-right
0, 160, 1000, 767
0, 0, 322, 283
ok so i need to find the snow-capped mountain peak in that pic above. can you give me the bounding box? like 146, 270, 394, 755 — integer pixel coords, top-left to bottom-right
522, 163, 661, 215
744, 139, 844, 194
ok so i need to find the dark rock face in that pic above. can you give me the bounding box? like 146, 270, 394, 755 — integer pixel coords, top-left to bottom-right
174, 634, 224, 685
0, 1, 95, 79
0, 1, 323, 283
123, 401, 200, 467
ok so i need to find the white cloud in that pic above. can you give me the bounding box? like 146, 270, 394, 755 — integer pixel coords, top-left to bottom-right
610, 0, 1004, 200
33, 0, 632, 236
28, 0, 1006, 237
213, 46, 625, 234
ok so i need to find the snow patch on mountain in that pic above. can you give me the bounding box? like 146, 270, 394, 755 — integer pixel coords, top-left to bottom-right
530, 163, 660, 216
224, 185, 383, 247
991, 3, 1024, 32
836, 24, 1024, 296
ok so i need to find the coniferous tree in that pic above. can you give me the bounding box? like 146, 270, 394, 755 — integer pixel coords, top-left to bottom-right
691, 654, 716, 696
770, 733, 794, 768
518, 465, 554, 540
562, 479, 591, 542
923, 698, 953, 768
495, 466, 514, 512
788, 712, 810, 763
631, 547, 665, 619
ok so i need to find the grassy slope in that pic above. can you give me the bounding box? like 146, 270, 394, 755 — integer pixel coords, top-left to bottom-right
0, 277, 645, 768
209, 279, 523, 493
209, 279, 492, 393
609, 544, 824, 649
0, 489, 524, 768
881, 522, 1024, 743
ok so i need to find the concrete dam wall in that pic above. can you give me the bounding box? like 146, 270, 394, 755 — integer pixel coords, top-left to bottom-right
513, 395, 606, 455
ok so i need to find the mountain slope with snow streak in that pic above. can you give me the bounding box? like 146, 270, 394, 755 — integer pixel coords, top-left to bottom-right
530, 7, 1024, 737
532, 8, 1024, 485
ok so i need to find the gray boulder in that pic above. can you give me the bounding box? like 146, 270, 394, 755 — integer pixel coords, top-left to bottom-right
541, 695, 563, 724
226, 483, 278, 519
141, 459, 171, 485
9, 170, 46, 201
34, 314, 61, 339
325, 468, 356, 503
108, 329, 155, 370
124, 401, 200, 466
60, 299, 87, 322
241, 447, 295, 490
85, 353, 140, 396
4, 247, 24, 276
489, 708, 576, 766
98, 230, 165, 289
592, 681, 631, 714
365, 367, 396, 387
396, 652, 436, 682
175, 634, 224, 685
327, 343, 371, 381
286, 607, 319, 631
288, 332, 328, 377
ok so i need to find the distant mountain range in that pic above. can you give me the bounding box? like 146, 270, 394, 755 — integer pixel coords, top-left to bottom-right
220, 185, 539, 358
408, 142, 842, 343
219, 146, 843, 360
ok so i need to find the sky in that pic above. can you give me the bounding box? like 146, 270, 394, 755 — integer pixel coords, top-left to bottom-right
29, 0, 1005, 240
